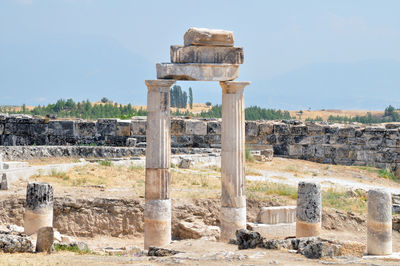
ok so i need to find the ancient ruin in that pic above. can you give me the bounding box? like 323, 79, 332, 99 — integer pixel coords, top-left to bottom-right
144, 28, 250, 247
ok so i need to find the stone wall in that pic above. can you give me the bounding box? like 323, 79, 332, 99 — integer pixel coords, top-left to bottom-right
1, 114, 400, 172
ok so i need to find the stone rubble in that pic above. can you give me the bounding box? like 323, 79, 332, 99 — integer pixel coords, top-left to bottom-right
0, 230, 34, 253
235, 229, 366, 259
148, 246, 181, 257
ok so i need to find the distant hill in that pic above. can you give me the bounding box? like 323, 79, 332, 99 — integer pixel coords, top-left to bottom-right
246, 59, 400, 110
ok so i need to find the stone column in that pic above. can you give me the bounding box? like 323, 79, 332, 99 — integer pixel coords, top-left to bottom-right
220, 81, 250, 242
367, 189, 392, 255
296, 182, 321, 237
144, 79, 176, 249
0, 153, 3, 170
24, 182, 53, 235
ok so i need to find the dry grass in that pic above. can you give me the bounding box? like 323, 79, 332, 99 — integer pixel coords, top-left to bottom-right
26, 157, 80, 166
289, 109, 383, 121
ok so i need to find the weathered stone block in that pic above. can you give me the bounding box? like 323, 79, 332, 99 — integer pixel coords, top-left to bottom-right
36, 227, 54, 253
75, 121, 96, 137
0, 123, 4, 135
258, 206, 296, 224
131, 119, 146, 135
338, 127, 355, 138
116, 120, 131, 137
156, 63, 239, 81
258, 123, 273, 135
96, 119, 117, 137
274, 123, 290, 135
245, 121, 258, 137
247, 222, 296, 239
291, 125, 308, 135
185, 120, 207, 135
184, 27, 234, 47
207, 121, 221, 135
48, 121, 75, 137
171, 119, 185, 136
170, 45, 243, 64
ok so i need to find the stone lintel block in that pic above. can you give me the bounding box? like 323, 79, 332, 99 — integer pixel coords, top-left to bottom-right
185, 120, 207, 135
257, 206, 296, 224
184, 27, 234, 47
247, 222, 296, 239
170, 45, 243, 64
156, 63, 239, 81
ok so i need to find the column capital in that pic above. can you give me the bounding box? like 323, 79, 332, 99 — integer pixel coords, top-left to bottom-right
220, 81, 251, 94
145, 79, 176, 89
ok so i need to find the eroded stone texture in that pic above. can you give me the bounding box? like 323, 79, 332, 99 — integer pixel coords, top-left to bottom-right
170, 45, 243, 64
0, 231, 34, 253
35, 226, 54, 253
1, 173, 7, 190
144, 199, 171, 249
156, 63, 238, 81
24, 182, 53, 235
184, 27, 234, 47
367, 189, 392, 255
220, 207, 246, 242
296, 182, 321, 238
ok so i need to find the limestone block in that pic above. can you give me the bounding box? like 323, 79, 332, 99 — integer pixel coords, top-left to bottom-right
184, 27, 234, 47
156, 63, 238, 81
176, 219, 220, 240
131, 119, 146, 136
116, 120, 131, 137
259, 123, 274, 135
48, 121, 75, 136
36, 226, 54, 253
171, 119, 186, 136
257, 206, 296, 224
289, 144, 303, 156
0, 123, 4, 135
171, 45, 243, 64
274, 123, 290, 135
367, 189, 392, 255
291, 125, 308, 135
126, 137, 137, 147
296, 182, 321, 238
207, 121, 221, 135
75, 121, 96, 137
185, 120, 207, 135
260, 149, 274, 161
247, 222, 296, 239
245, 121, 259, 137
96, 119, 117, 137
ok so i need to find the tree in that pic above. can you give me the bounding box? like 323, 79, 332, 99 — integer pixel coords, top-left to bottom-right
189, 87, 193, 109
205, 101, 212, 106
101, 97, 109, 103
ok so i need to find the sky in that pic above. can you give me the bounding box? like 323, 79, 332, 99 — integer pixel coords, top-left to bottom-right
1, 0, 399, 110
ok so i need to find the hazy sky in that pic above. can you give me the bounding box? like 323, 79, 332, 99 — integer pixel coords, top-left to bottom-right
1, 0, 399, 109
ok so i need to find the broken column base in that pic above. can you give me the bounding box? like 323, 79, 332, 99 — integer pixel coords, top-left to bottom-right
144, 199, 171, 249
219, 206, 246, 242
24, 208, 53, 236
296, 219, 321, 238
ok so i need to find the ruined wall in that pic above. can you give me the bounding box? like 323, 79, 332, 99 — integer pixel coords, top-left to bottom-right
1, 114, 400, 171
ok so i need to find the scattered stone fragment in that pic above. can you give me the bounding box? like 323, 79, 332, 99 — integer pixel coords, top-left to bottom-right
148, 246, 181, 257
236, 229, 261, 250
36, 226, 54, 253
0, 173, 7, 190
6, 224, 24, 233
176, 219, 220, 240
0, 231, 34, 253
178, 158, 192, 169
260, 149, 273, 161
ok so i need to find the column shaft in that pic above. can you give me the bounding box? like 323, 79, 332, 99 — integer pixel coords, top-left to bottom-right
220, 81, 250, 242
367, 189, 392, 255
296, 182, 322, 237
144, 79, 175, 249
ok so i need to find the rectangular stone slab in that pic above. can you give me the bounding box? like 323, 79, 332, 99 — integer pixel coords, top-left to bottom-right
170, 45, 244, 64
184, 27, 234, 47
156, 63, 238, 81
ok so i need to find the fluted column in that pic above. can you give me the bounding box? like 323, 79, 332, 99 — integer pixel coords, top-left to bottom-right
144, 79, 176, 249
220, 81, 250, 242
